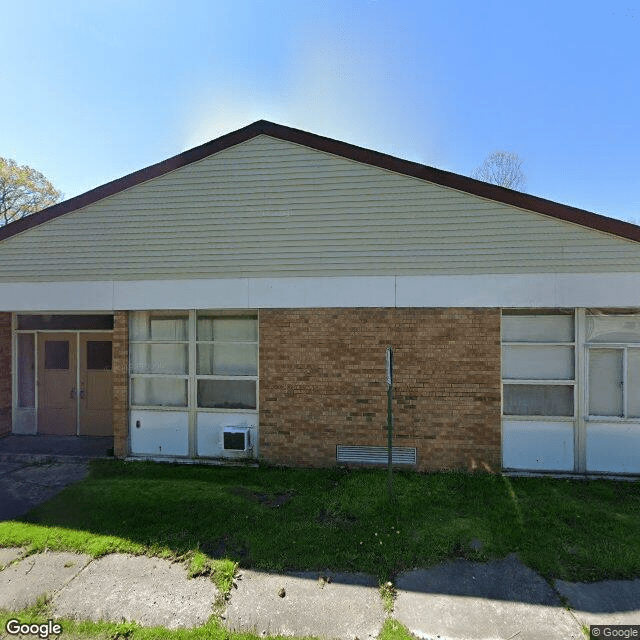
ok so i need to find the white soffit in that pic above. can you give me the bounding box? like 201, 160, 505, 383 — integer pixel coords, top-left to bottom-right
1, 273, 640, 311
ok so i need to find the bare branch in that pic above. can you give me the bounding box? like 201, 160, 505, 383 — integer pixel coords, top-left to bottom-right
471, 151, 526, 192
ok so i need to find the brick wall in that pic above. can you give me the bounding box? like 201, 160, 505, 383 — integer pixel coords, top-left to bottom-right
0, 313, 11, 437
112, 311, 129, 457
259, 308, 501, 472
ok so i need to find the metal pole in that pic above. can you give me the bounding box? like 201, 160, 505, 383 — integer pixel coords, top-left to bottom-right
386, 346, 394, 500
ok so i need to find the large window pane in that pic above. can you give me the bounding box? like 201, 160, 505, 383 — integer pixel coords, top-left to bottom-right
502, 345, 574, 380
628, 348, 640, 418
197, 344, 257, 376
589, 349, 623, 417
502, 315, 574, 342
130, 343, 188, 374
197, 317, 257, 342
130, 312, 188, 341
503, 384, 574, 416
131, 378, 188, 407
197, 380, 256, 409
17, 334, 35, 408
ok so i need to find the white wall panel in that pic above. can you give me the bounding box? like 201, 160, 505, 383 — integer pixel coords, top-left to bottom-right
115, 279, 249, 310
248, 276, 395, 308
0, 282, 114, 311
586, 422, 640, 473
2, 273, 640, 311
130, 410, 189, 457
502, 420, 574, 471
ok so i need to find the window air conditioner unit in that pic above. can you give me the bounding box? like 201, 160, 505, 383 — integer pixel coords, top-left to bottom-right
223, 426, 252, 452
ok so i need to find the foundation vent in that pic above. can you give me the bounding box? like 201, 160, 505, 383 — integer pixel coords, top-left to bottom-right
336, 445, 417, 466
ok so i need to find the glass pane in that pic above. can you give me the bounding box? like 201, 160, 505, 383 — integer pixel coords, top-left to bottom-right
87, 341, 112, 370
627, 349, 640, 418
586, 315, 640, 343
131, 377, 188, 407
589, 349, 623, 417
45, 340, 70, 370
197, 344, 258, 376
197, 380, 256, 409
197, 317, 257, 342
17, 314, 113, 330
503, 384, 573, 416
130, 312, 188, 341
17, 334, 35, 408
502, 345, 574, 380
502, 315, 574, 342
130, 343, 188, 374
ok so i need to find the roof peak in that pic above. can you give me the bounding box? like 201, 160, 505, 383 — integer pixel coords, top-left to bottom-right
1, 120, 639, 244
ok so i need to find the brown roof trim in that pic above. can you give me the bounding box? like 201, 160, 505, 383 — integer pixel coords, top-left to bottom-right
2, 119, 639, 244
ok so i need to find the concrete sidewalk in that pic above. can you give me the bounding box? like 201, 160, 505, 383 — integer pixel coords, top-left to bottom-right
1, 548, 640, 639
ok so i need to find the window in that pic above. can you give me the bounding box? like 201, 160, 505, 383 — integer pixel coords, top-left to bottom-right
587, 315, 640, 419
588, 347, 640, 418
502, 314, 575, 417
129, 312, 189, 407
196, 316, 258, 410
129, 311, 258, 411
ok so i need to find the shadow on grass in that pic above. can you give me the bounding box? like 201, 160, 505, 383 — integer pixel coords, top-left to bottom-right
1, 460, 639, 585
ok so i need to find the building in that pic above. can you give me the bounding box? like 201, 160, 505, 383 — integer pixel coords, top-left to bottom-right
1, 120, 639, 474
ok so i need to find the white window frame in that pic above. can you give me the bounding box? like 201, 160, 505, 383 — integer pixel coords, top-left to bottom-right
501, 312, 576, 421
195, 313, 259, 412
587, 344, 640, 421
129, 310, 259, 414
129, 311, 190, 410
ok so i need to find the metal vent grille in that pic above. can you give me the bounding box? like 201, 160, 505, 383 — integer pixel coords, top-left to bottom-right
336, 445, 417, 465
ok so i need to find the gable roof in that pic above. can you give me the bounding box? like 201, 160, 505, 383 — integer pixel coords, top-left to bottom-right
1, 119, 639, 244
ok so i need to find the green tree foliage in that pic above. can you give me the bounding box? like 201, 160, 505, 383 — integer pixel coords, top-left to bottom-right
0, 157, 63, 226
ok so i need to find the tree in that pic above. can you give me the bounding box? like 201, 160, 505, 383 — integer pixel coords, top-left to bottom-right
472, 151, 526, 191
0, 157, 63, 227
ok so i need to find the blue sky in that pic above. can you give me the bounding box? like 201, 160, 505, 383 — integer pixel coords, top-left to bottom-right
3, 1, 639, 221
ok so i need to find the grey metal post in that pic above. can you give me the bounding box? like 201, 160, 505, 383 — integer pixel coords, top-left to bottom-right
386, 346, 394, 500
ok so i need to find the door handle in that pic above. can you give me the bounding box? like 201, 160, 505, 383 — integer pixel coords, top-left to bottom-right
79, 384, 86, 400
69, 387, 76, 399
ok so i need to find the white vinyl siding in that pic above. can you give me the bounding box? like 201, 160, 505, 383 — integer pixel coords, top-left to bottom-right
2, 136, 640, 281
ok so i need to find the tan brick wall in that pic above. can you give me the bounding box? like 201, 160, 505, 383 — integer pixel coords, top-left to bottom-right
0, 313, 11, 437
259, 308, 501, 472
112, 311, 129, 457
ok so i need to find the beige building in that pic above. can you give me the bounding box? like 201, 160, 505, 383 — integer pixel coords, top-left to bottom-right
1, 121, 639, 474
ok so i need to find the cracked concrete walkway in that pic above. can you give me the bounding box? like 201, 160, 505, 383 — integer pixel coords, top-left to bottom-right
1, 548, 640, 638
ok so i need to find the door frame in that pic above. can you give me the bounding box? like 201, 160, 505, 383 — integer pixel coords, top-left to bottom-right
12, 315, 114, 436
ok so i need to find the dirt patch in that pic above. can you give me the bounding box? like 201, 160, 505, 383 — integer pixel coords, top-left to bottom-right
316, 508, 358, 527
201, 536, 252, 563
229, 486, 294, 508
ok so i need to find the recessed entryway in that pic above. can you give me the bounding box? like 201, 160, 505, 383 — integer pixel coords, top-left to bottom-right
13, 314, 114, 437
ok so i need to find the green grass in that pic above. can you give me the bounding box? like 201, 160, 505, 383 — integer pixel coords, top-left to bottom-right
0, 460, 639, 585
0, 600, 322, 640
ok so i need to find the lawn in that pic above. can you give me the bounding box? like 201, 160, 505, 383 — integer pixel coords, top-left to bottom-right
1, 460, 639, 585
